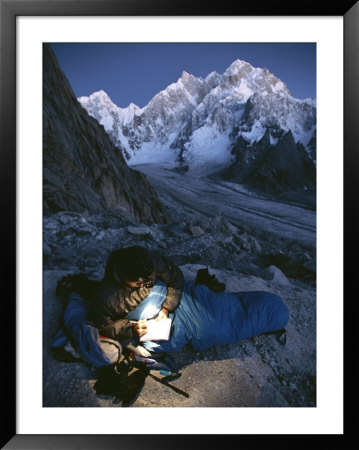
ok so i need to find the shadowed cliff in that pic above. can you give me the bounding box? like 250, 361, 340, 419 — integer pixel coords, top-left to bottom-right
43, 43, 166, 225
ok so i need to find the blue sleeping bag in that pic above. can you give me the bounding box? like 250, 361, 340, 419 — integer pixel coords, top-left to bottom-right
124, 281, 289, 354
51, 281, 289, 367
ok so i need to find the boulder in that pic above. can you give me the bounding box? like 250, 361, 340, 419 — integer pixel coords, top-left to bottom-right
189, 225, 205, 237
302, 260, 316, 273
127, 224, 152, 236
265, 265, 291, 286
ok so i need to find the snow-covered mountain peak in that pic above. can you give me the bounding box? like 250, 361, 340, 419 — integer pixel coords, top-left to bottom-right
93, 89, 109, 98
218, 60, 292, 99
79, 89, 113, 105
143, 71, 204, 112
226, 58, 253, 73
181, 70, 195, 80
78, 90, 120, 116
78, 57, 316, 175
205, 71, 220, 82
78, 90, 122, 131
118, 102, 142, 124
124, 102, 142, 115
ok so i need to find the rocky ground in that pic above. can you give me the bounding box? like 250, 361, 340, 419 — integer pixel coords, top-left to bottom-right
43, 174, 316, 408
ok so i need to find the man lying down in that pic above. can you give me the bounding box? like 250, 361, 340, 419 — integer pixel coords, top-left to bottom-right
52, 246, 289, 405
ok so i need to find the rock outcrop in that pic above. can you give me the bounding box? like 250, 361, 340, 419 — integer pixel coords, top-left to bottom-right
221, 129, 316, 197
43, 44, 166, 225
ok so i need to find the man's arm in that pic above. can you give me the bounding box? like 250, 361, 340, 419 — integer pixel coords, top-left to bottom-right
151, 252, 184, 313
98, 317, 134, 340
99, 318, 147, 340
90, 283, 135, 340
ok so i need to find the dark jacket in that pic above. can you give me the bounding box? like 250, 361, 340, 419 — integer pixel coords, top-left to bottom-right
88, 247, 184, 340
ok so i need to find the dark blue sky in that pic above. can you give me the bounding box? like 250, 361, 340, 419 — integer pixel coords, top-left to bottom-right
51, 43, 316, 108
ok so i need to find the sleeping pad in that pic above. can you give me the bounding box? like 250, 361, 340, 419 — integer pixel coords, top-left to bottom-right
125, 281, 289, 354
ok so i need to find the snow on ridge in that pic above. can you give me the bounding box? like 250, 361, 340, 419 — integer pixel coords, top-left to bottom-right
146, 71, 203, 107
118, 102, 143, 124
205, 71, 220, 82
126, 131, 180, 166
79, 89, 114, 105
181, 127, 233, 175
233, 79, 255, 99
298, 97, 316, 106
225, 58, 254, 74
241, 122, 267, 144
292, 126, 316, 147
272, 80, 289, 94
181, 70, 199, 81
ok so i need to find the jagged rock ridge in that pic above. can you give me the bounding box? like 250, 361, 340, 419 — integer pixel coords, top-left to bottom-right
43, 44, 167, 225
220, 129, 316, 197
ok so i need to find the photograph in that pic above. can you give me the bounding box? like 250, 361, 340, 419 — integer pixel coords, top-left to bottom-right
2, 0, 355, 447
43, 41, 317, 409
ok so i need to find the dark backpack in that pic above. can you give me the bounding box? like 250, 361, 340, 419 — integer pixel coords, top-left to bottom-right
194, 268, 225, 293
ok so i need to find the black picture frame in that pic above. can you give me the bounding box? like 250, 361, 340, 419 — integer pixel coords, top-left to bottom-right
1, 0, 357, 448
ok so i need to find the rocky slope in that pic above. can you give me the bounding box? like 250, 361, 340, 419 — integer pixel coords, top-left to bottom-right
43, 178, 316, 407
43, 44, 166, 225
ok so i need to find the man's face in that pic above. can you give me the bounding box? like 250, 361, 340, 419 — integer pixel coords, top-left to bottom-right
125, 279, 145, 288
125, 276, 153, 288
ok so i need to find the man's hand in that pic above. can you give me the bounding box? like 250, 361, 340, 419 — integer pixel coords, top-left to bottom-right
126, 343, 151, 357
132, 319, 147, 337
157, 307, 169, 320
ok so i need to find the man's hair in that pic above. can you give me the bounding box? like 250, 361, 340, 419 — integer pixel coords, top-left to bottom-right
104, 246, 153, 284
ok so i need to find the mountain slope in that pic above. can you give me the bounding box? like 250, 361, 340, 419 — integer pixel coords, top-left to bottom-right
43, 44, 166, 224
